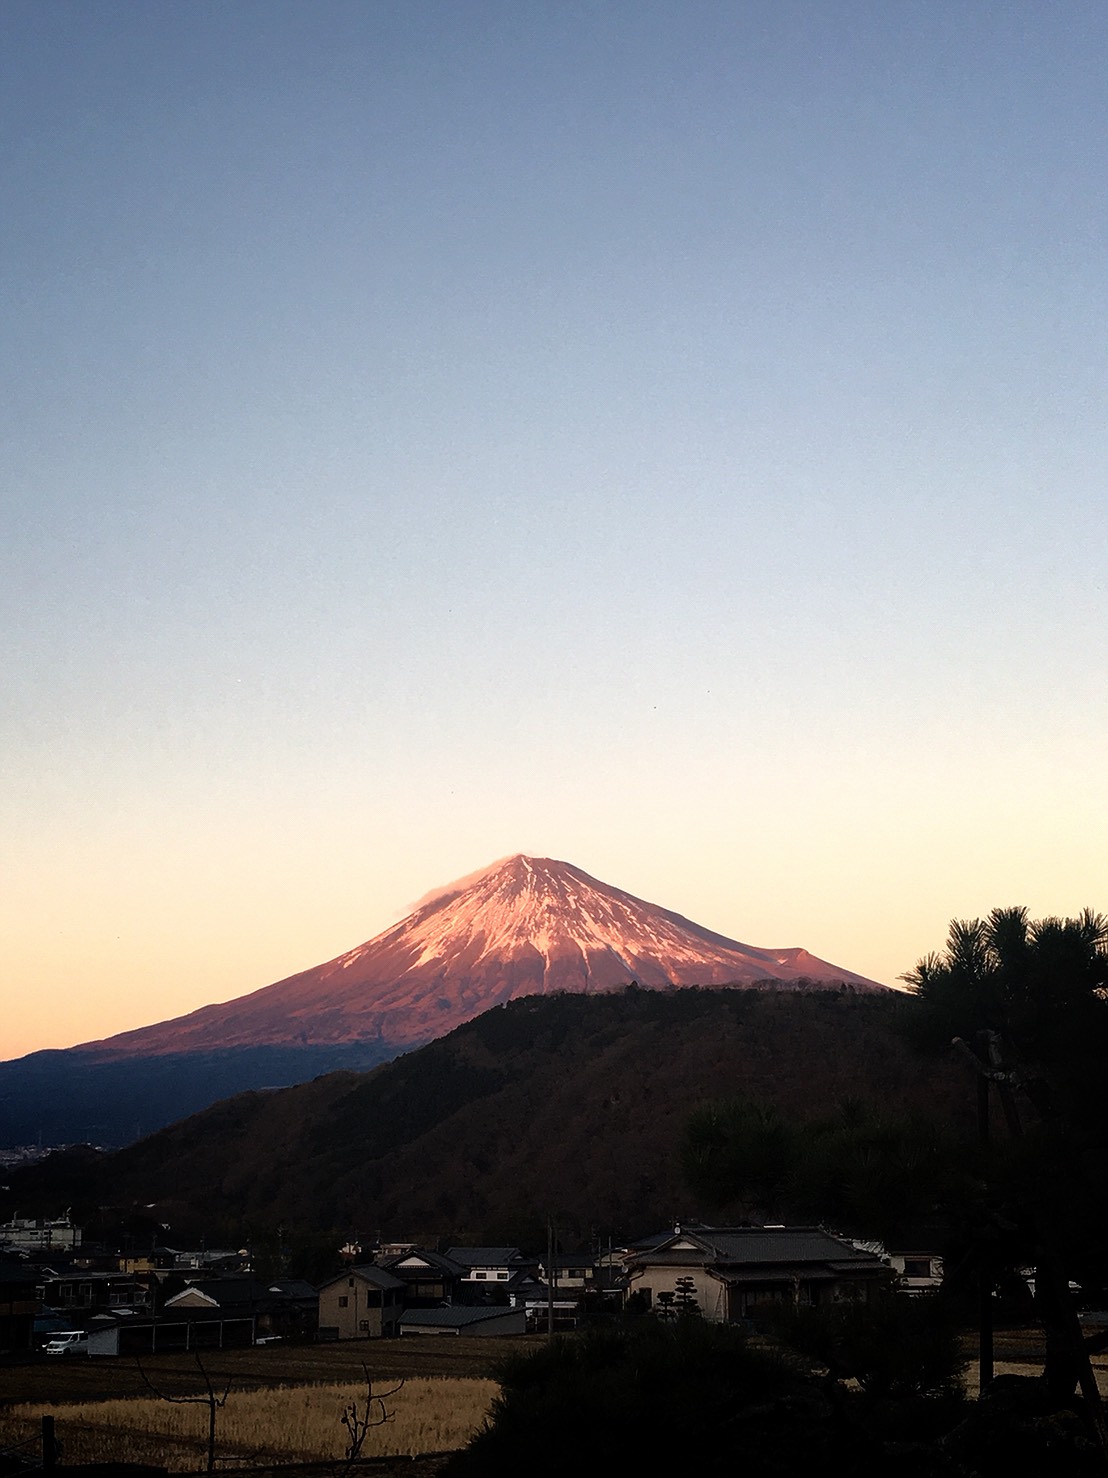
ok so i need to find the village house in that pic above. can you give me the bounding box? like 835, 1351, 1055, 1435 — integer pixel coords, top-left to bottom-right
888, 1250, 944, 1294
624, 1226, 889, 1323
165, 1277, 319, 1341
377, 1248, 467, 1307
117, 1247, 187, 1277
511, 1278, 583, 1332
447, 1246, 529, 1284
446, 1247, 539, 1303
38, 1269, 153, 1316
317, 1265, 404, 1340
537, 1252, 600, 1291
848, 1240, 945, 1295
0, 1215, 82, 1253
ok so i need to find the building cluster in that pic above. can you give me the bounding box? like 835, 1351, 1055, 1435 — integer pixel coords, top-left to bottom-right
0, 1212, 943, 1358
0, 1145, 56, 1173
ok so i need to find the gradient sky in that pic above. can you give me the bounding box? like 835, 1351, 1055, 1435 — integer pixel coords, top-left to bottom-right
4, 1, 1106, 1059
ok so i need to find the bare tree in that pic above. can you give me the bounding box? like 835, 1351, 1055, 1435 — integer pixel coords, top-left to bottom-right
340, 1365, 404, 1464
137, 1351, 233, 1473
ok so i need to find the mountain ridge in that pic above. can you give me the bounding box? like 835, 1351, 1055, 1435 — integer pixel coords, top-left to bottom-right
78, 854, 883, 1059
0, 855, 883, 1148
2, 987, 963, 1249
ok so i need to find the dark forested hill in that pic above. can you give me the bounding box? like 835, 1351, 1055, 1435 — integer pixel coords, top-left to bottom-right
0, 855, 879, 1149
3, 986, 968, 1247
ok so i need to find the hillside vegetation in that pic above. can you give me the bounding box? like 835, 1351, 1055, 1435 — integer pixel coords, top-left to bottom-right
5, 986, 969, 1246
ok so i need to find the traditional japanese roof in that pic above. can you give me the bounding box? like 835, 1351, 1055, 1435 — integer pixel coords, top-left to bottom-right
318, 1265, 406, 1293
627, 1227, 887, 1275
380, 1249, 467, 1277
264, 1279, 319, 1300
627, 1223, 719, 1251
445, 1247, 527, 1268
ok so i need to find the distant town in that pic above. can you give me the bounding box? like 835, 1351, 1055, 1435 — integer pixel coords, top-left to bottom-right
1, 1206, 941, 1360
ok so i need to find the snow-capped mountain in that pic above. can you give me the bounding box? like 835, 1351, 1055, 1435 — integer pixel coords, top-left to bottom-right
85, 854, 883, 1058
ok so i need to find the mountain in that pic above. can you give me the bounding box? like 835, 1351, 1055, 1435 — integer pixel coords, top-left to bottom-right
84, 854, 883, 1058
2, 988, 963, 1250
0, 855, 882, 1147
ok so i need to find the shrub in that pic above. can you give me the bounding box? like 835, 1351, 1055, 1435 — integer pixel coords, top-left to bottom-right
771, 1293, 967, 1400
443, 1320, 920, 1478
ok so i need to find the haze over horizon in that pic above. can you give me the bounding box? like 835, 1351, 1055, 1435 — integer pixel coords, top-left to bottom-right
4, 2, 1106, 1059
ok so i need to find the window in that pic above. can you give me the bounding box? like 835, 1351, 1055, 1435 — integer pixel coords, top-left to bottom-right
496, 1272, 508, 1280
474, 1271, 488, 1280
903, 1259, 932, 1279
359, 1320, 368, 1332
338, 1296, 348, 1308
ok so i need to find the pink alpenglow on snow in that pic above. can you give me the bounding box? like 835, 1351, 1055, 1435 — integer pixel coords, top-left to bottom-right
82, 855, 884, 1058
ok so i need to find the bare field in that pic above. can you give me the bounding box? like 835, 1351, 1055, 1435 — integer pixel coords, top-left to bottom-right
0, 1334, 535, 1407
0, 1375, 496, 1470
0, 1337, 527, 1470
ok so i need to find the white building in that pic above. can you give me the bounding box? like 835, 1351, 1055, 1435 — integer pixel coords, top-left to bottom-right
0, 1215, 81, 1252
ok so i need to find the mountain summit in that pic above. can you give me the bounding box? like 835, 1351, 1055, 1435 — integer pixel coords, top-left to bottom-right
88, 854, 882, 1059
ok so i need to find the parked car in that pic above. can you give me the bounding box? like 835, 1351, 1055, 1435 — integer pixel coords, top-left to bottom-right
43, 1331, 89, 1356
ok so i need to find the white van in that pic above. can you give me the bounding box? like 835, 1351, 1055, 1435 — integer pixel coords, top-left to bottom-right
43, 1331, 89, 1356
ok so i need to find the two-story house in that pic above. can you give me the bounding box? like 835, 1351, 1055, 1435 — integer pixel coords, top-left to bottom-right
446, 1247, 539, 1304
378, 1249, 467, 1307
317, 1266, 405, 1340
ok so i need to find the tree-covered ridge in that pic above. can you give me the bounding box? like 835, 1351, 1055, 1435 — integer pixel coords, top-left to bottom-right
3, 985, 966, 1247
682, 1096, 970, 1248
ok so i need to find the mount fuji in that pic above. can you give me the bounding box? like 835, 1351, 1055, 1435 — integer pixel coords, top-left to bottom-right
0, 855, 881, 1146
83, 853, 883, 1056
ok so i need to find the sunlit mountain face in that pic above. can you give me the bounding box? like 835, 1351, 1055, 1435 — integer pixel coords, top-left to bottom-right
83, 854, 883, 1059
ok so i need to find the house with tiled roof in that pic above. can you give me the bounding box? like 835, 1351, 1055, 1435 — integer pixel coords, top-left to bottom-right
446, 1247, 535, 1281
537, 1252, 601, 1290
164, 1276, 319, 1341
377, 1249, 467, 1307
624, 1226, 889, 1323
317, 1265, 405, 1340
445, 1247, 539, 1304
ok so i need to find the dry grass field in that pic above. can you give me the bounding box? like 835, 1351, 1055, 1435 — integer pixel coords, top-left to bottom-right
0, 1375, 497, 1469
7, 1328, 1108, 1471
0, 1338, 531, 1472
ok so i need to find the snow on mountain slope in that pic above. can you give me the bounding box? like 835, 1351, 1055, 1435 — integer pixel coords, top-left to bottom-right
82, 855, 884, 1057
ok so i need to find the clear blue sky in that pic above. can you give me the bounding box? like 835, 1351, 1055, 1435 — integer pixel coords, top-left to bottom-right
3, 1, 1106, 1055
